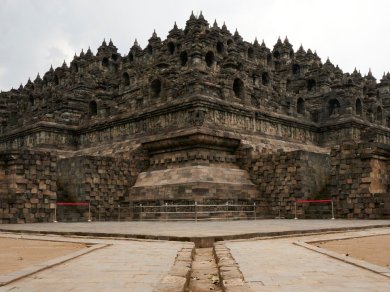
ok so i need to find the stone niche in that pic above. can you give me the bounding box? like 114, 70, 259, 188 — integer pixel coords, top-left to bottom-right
128, 130, 266, 217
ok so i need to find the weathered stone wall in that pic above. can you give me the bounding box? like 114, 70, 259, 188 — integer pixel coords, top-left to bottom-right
330, 142, 389, 218
0, 125, 77, 151
57, 151, 148, 221
0, 150, 57, 223
239, 149, 330, 218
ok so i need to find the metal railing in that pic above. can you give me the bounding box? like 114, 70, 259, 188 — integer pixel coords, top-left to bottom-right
54, 202, 91, 222
133, 202, 257, 222
294, 199, 334, 220
54, 201, 257, 222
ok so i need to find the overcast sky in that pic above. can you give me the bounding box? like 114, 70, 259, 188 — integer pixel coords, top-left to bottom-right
1, 0, 389, 91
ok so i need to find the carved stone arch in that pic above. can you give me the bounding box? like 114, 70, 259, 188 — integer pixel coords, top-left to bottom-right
111, 53, 119, 62
180, 51, 188, 66
89, 100, 97, 116
102, 57, 109, 67
128, 52, 134, 62
233, 78, 245, 100
150, 78, 162, 98
307, 79, 316, 92
205, 51, 215, 67
328, 98, 341, 117
261, 71, 270, 86
376, 105, 383, 122
29, 94, 34, 108
122, 72, 130, 86
216, 41, 224, 54
266, 54, 272, 66
292, 64, 300, 75
147, 45, 153, 55
355, 98, 362, 116
297, 98, 305, 114
247, 47, 254, 59
72, 62, 79, 73
167, 41, 175, 54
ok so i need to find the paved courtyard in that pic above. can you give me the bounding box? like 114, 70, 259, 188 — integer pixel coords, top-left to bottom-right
1, 219, 389, 241
0, 233, 192, 292
0, 220, 389, 291
224, 228, 390, 291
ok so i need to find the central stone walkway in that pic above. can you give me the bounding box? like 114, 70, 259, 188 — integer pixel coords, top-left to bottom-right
1, 221, 389, 291
1, 220, 389, 245
1, 234, 192, 292
224, 228, 390, 291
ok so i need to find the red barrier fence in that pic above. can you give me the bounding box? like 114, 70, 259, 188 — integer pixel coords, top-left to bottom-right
294, 199, 334, 220
54, 202, 91, 222
56, 202, 89, 206
296, 199, 332, 203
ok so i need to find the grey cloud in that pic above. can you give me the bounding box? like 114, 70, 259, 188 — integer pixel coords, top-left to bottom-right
1, 0, 390, 90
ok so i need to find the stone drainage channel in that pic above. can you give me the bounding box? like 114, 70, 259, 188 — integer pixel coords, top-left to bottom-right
185, 245, 249, 292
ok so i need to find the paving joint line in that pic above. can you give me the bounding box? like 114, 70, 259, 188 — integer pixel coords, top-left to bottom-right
293, 232, 390, 278
0, 242, 110, 287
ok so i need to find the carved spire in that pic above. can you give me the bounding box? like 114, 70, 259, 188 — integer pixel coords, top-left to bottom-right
233, 28, 242, 42
34, 73, 42, 83
131, 38, 142, 52
213, 19, 218, 29
86, 46, 93, 58
168, 22, 182, 38
62, 60, 67, 69
198, 11, 205, 21
366, 68, 376, 80
222, 22, 227, 30
148, 29, 161, 45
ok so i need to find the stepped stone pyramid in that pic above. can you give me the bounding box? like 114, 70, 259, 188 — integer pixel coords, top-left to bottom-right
0, 12, 389, 223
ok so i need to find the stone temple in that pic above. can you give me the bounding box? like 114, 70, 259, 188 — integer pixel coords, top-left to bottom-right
0, 12, 389, 223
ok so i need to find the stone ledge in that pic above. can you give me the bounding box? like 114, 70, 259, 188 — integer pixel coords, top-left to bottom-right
0, 242, 109, 286
153, 243, 195, 292
213, 242, 254, 292
294, 235, 390, 278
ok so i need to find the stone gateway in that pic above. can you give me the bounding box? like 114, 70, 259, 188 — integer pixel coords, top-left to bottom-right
0, 12, 389, 223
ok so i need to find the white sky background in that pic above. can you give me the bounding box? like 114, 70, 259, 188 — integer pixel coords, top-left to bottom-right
0, 0, 389, 91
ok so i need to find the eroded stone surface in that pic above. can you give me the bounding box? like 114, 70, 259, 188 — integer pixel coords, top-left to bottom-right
0, 13, 389, 223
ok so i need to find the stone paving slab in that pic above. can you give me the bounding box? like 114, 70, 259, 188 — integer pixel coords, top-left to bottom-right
223, 228, 390, 291
0, 220, 389, 247
0, 233, 193, 292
